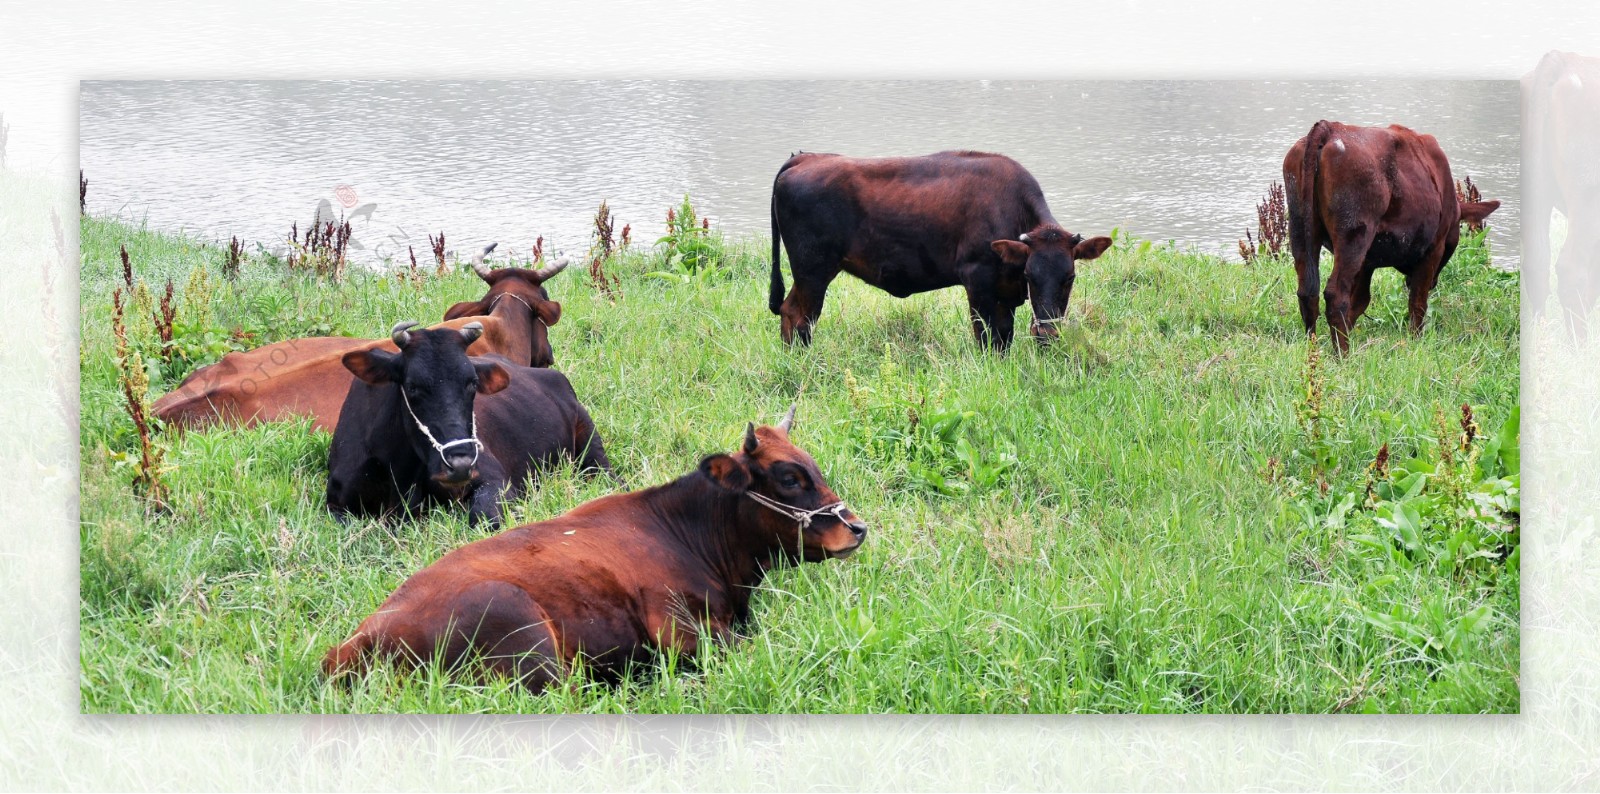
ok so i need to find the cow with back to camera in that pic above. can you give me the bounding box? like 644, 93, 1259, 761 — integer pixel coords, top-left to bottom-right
325, 320, 610, 528
1284, 121, 1501, 354
769, 150, 1113, 352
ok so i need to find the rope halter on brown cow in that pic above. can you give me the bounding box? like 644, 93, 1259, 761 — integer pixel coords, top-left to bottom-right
488, 291, 535, 315
745, 491, 852, 530
485, 257, 571, 316
739, 405, 853, 531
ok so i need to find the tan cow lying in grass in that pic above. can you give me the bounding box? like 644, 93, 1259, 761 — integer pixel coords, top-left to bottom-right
154, 247, 569, 432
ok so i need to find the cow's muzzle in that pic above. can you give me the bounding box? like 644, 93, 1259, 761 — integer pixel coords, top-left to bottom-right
829, 518, 869, 558
439, 451, 478, 483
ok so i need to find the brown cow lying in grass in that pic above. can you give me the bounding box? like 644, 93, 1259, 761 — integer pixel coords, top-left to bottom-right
1284, 120, 1500, 354
321, 406, 867, 691
152, 246, 569, 432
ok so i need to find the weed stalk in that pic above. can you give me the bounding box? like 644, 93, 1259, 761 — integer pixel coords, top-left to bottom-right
1240, 182, 1288, 264
430, 232, 448, 275
119, 244, 134, 291
111, 286, 170, 510
1298, 333, 1332, 487
589, 200, 622, 299
401, 245, 425, 290
286, 214, 352, 281
1456, 176, 1486, 232
223, 236, 244, 280
1363, 442, 1390, 506
152, 279, 177, 362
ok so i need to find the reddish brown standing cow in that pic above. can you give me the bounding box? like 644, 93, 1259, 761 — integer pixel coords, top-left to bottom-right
1523, 50, 1600, 339
1284, 121, 1500, 353
153, 247, 568, 432
770, 151, 1112, 352
322, 407, 866, 690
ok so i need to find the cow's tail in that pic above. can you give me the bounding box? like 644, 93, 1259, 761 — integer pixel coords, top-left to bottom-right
769, 157, 799, 315
321, 631, 374, 683
1298, 120, 1336, 258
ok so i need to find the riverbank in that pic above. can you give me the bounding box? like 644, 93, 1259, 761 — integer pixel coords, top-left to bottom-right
79, 214, 1519, 713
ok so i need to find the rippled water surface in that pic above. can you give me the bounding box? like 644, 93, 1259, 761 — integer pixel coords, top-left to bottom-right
80, 80, 1520, 267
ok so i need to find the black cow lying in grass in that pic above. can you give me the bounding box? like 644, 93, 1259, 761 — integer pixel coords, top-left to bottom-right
325, 321, 611, 527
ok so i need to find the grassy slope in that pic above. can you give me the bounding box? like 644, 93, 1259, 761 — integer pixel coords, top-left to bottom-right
78, 216, 1519, 713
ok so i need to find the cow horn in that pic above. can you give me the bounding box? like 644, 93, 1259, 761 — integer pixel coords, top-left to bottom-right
530, 255, 571, 283
1019, 233, 1031, 243
470, 243, 499, 282
777, 404, 797, 434
460, 321, 484, 343
390, 320, 419, 348
743, 422, 759, 454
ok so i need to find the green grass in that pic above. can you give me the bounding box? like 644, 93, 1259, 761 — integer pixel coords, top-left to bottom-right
78, 215, 1519, 713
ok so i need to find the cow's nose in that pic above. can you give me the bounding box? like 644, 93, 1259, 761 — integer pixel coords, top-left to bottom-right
846, 519, 868, 540
444, 452, 476, 477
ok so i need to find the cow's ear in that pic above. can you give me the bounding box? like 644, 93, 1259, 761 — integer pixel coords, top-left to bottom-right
536, 300, 562, 326
1072, 236, 1114, 261
443, 300, 484, 321
699, 453, 752, 492
1459, 200, 1501, 225
472, 359, 511, 395
343, 349, 401, 385
991, 240, 1031, 265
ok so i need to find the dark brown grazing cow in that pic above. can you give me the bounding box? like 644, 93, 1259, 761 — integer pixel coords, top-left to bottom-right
152, 247, 569, 432
769, 151, 1112, 351
322, 407, 866, 690
1284, 121, 1501, 353
1523, 50, 1600, 339
326, 321, 610, 527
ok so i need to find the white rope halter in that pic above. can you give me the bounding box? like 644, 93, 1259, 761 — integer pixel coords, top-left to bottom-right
488, 291, 536, 315
745, 491, 852, 530
400, 388, 482, 467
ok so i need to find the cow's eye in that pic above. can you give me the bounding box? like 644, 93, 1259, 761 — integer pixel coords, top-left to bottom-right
779, 472, 801, 489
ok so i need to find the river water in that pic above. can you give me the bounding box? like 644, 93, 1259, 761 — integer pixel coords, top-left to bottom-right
80, 80, 1520, 268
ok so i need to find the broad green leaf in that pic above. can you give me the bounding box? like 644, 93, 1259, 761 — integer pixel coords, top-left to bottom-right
1326, 492, 1357, 529
1498, 407, 1520, 476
